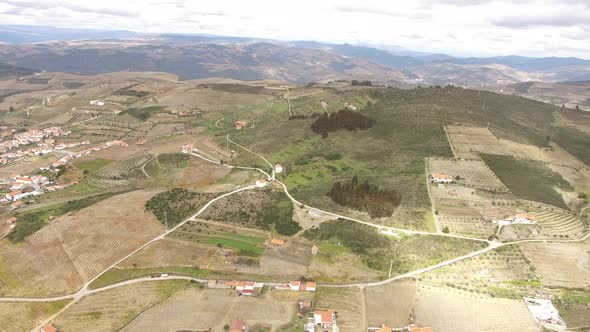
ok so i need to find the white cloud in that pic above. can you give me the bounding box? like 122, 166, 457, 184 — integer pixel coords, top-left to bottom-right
0, 0, 588, 58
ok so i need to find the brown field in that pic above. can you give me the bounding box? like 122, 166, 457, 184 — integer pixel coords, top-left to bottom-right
0, 190, 164, 296
365, 279, 416, 328
0, 300, 69, 332
259, 237, 312, 277
121, 288, 296, 331
308, 248, 383, 283
520, 239, 590, 289
412, 285, 540, 332
53, 280, 188, 332
315, 287, 366, 332
118, 237, 229, 271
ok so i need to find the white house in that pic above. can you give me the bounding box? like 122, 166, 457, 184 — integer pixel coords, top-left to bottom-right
274, 163, 284, 174
255, 178, 268, 188
314, 309, 336, 327
181, 144, 194, 153
431, 173, 453, 183
90, 100, 105, 106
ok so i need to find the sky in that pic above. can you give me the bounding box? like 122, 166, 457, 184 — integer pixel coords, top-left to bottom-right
0, 0, 589, 58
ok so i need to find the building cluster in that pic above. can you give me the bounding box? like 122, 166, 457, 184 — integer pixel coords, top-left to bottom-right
497, 213, 537, 226
430, 172, 454, 184
275, 280, 317, 292
51, 140, 127, 167
0, 127, 71, 164
207, 279, 265, 297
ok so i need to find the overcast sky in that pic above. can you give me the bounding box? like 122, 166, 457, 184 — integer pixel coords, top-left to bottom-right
0, 0, 589, 58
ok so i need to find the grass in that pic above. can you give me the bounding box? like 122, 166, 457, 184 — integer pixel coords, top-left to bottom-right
171, 222, 267, 256
481, 154, 573, 209
304, 219, 486, 272
8, 191, 126, 242
73, 158, 113, 173
89, 266, 210, 289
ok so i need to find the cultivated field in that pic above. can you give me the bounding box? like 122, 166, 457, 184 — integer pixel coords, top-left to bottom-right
520, 239, 590, 289
0, 300, 69, 332
427, 158, 509, 191
315, 287, 366, 332
0, 190, 164, 296
412, 285, 540, 332
420, 244, 537, 297
121, 287, 295, 331
53, 280, 188, 331
365, 279, 416, 328
499, 210, 587, 241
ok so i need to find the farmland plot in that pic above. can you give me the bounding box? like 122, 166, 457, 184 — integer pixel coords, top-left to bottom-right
315, 287, 365, 332
0, 301, 68, 332
121, 288, 294, 332
54, 280, 188, 332
520, 240, 590, 289
420, 245, 537, 295
365, 279, 416, 328
94, 153, 152, 180
427, 158, 509, 191
413, 285, 540, 332
0, 190, 164, 296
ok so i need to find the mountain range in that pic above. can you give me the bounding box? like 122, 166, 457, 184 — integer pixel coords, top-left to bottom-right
1, 25, 590, 87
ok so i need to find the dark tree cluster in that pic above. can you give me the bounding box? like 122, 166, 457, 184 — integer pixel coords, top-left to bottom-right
328, 176, 402, 218
145, 188, 216, 227
310, 110, 374, 137
351, 80, 372, 86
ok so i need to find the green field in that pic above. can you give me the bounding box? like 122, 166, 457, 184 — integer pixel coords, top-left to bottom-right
73, 157, 114, 173
171, 222, 267, 255
481, 154, 573, 209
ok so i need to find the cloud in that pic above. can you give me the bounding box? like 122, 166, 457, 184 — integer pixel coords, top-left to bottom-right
3, 0, 138, 17
491, 13, 590, 28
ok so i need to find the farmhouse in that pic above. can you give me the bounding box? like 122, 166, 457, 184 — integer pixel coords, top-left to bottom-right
408, 324, 434, 332
89, 100, 105, 106
298, 299, 312, 315
314, 309, 336, 327
498, 213, 538, 226
235, 120, 248, 130
274, 163, 284, 174
255, 178, 268, 188
11, 200, 24, 209
229, 319, 248, 332
311, 245, 319, 255
233, 280, 264, 296
270, 238, 285, 246
524, 298, 566, 329
181, 143, 194, 153
276, 280, 317, 292
344, 103, 358, 111
40, 324, 58, 332
431, 173, 453, 183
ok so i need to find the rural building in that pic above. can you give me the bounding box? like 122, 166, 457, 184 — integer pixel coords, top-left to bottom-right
277, 281, 317, 292
40, 324, 58, 332
234, 281, 264, 296
344, 103, 358, 111
270, 238, 285, 246
235, 120, 248, 130
524, 298, 566, 328
431, 173, 453, 183
305, 281, 317, 291
314, 309, 336, 327
498, 213, 538, 226
368, 324, 392, 332
11, 201, 24, 209
298, 299, 312, 315
255, 178, 268, 188
311, 245, 319, 255
274, 163, 284, 174
6, 217, 17, 224
181, 143, 194, 153
89, 100, 105, 106
408, 324, 434, 332
229, 319, 248, 332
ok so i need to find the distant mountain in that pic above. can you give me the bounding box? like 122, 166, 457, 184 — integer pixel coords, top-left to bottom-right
0, 25, 139, 44
1, 25, 590, 88
0, 39, 406, 83
0, 62, 37, 77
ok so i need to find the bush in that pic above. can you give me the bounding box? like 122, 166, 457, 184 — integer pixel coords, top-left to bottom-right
311, 109, 373, 137
442, 226, 450, 233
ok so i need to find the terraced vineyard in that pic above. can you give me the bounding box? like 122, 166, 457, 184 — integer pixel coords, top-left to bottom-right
94, 153, 152, 180
500, 210, 587, 241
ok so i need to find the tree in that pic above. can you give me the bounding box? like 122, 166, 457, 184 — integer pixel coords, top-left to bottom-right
83, 169, 89, 175
442, 226, 450, 233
